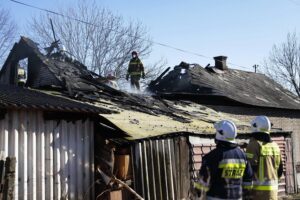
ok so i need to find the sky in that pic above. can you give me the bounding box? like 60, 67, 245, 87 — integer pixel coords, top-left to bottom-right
1, 0, 300, 72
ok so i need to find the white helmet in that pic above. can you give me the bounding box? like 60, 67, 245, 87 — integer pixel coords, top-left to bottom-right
251, 116, 271, 134
214, 120, 237, 143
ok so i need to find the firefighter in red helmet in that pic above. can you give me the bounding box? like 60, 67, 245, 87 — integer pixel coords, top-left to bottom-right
126, 51, 145, 90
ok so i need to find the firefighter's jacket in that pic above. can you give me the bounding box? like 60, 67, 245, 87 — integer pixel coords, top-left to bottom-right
127, 57, 144, 77
195, 141, 253, 200
246, 133, 283, 192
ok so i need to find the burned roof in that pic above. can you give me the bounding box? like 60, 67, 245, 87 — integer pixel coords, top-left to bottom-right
0, 38, 288, 139
0, 84, 111, 113
148, 61, 300, 110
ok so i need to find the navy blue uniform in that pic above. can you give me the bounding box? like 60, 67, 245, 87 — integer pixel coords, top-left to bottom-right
195, 141, 253, 200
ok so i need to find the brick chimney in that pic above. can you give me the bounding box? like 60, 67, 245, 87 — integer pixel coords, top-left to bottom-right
214, 56, 228, 70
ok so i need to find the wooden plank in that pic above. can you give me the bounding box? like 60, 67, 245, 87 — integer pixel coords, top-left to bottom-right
155, 140, 163, 200
149, 140, 157, 200
179, 137, 190, 199
174, 138, 180, 199
161, 140, 169, 200
143, 140, 150, 200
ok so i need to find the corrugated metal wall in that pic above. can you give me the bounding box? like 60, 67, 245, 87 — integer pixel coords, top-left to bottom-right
132, 137, 190, 200
0, 110, 95, 200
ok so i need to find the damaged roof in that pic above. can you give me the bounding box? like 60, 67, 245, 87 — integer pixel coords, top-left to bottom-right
148, 61, 300, 110
0, 37, 286, 140
0, 84, 111, 114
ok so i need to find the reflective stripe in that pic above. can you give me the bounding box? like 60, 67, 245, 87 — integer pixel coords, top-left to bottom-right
259, 156, 264, 181
129, 61, 142, 65
218, 163, 246, 168
243, 185, 253, 189
261, 144, 280, 156
226, 137, 235, 141
219, 159, 246, 165
194, 182, 209, 192
243, 181, 253, 189
18, 68, 25, 76
246, 153, 253, 159
129, 72, 142, 75
219, 159, 246, 168
253, 185, 278, 191
253, 180, 278, 191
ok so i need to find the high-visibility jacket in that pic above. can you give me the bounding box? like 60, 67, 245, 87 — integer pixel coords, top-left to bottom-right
195, 141, 253, 200
127, 57, 144, 77
246, 135, 283, 199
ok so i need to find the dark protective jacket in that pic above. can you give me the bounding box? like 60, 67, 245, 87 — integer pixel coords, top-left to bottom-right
127, 57, 144, 77
195, 141, 253, 200
246, 132, 283, 199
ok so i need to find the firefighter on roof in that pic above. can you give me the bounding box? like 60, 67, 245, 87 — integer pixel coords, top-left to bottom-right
126, 51, 145, 90
194, 120, 253, 200
246, 116, 283, 200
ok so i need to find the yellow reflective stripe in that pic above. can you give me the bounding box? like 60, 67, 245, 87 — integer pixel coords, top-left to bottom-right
18, 69, 25, 75
259, 156, 264, 181
194, 182, 209, 192
246, 153, 254, 159
129, 72, 142, 75
260, 143, 280, 156
253, 185, 278, 191
243, 185, 253, 189
129, 61, 142, 65
218, 163, 246, 168
243, 181, 253, 189
225, 137, 235, 141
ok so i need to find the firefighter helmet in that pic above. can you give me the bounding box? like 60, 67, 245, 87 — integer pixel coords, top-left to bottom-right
214, 120, 237, 143
251, 116, 271, 134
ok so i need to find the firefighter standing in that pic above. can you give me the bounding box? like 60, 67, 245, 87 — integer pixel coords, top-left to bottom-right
126, 51, 145, 90
246, 116, 283, 200
195, 120, 253, 200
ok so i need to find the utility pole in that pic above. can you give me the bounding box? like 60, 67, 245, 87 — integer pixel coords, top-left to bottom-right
253, 64, 259, 73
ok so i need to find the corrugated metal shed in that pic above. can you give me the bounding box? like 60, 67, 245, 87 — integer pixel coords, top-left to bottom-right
0, 110, 95, 200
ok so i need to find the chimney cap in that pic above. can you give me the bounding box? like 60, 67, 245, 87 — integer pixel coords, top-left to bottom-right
213, 55, 227, 60
214, 55, 228, 70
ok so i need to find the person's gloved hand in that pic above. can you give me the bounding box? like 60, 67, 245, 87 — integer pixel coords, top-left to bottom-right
126, 74, 129, 81
142, 73, 145, 79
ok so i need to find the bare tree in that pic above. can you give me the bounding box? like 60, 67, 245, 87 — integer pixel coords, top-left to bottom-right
0, 8, 17, 66
28, 0, 164, 82
264, 32, 300, 97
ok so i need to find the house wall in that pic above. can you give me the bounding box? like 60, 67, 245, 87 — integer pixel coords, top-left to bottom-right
0, 109, 95, 200
207, 105, 300, 191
